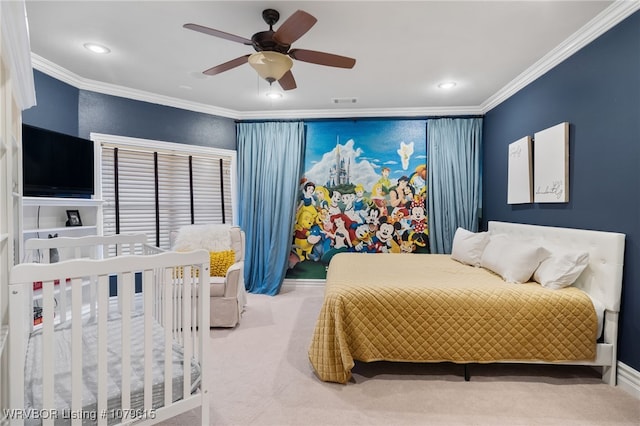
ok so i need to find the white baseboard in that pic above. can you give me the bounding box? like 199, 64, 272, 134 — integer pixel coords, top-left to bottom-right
617, 362, 640, 399
282, 278, 325, 287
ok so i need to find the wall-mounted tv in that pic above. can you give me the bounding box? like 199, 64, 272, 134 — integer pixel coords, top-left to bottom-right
22, 124, 94, 198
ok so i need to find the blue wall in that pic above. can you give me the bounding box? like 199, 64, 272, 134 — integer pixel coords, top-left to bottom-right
22, 72, 78, 136
483, 11, 640, 370
79, 91, 236, 149
23, 70, 236, 149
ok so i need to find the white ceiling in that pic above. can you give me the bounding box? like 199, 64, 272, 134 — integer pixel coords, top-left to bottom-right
24, 1, 630, 119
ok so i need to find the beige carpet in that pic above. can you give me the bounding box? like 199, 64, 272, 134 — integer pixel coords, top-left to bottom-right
159, 285, 639, 426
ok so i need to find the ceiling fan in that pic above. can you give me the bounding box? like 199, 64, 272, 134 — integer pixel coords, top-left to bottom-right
184, 9, 356, 91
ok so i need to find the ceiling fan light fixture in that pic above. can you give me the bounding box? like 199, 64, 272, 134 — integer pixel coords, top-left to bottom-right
248, 51, 293, 83
265, 90, 283, 100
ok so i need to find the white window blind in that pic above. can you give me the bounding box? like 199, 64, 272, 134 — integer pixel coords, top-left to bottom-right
98, 135, 235, 250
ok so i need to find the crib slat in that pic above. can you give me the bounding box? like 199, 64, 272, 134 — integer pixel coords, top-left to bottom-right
89, 274, 97, 319
117, 272, 123, 313
42, 281, 55, 426
155, 267, 163, 324
199, 262, 211, 426
174, 278, 181, 342
8, 285, 27, 426
164, 268, 173, 406
58, 278, 67, 323
71, 277, 83, 426
143, 269, 154, 410
121, 272, 132, 412
97, 275, 109, 426
182, 267, 193, 398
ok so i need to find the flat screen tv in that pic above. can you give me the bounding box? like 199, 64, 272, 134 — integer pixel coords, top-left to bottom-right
22, 124, 94, 198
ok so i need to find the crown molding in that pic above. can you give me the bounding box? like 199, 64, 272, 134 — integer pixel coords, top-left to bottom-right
481, 0, 640, 113
32, 54, 480, 120
238, 105, 483, 120
30, 0, 639, 120
31, 54, 243, 120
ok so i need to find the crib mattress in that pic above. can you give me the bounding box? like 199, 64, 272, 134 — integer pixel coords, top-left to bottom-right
309, 253, 598, 384
24, 308, 201, 425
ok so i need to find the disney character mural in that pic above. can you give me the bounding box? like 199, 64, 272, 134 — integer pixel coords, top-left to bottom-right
287, 119, 428, 279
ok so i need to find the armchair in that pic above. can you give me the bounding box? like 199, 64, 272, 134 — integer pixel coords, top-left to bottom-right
172, 224, 246, 327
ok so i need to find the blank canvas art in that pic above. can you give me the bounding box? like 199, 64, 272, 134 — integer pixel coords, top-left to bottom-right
533, 122, 569, 203
507, 136, 533, 204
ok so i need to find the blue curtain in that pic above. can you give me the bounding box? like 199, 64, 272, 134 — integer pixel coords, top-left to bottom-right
237, 122, 305, 295
427, 117, 483, 254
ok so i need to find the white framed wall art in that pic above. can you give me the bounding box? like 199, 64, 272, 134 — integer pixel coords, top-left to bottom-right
533, 122, 569, 203
507, 136, 533, 204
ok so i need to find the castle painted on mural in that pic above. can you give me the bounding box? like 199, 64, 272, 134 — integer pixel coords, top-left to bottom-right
327, 140, 351, 187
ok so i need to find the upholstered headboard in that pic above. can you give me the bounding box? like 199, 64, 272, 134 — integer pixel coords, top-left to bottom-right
488, 221, 625, 313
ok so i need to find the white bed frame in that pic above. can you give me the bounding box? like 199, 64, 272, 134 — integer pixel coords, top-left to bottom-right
488, 221, 625, 385
8, 234, 210, 425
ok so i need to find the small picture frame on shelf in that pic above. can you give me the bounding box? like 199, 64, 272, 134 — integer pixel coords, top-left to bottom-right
65, 210, 82, 227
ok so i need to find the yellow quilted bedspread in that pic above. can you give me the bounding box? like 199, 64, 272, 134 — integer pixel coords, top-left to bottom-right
308, 253, 597, 384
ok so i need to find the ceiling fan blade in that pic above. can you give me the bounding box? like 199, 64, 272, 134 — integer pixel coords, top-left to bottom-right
184, 23, 252, 45
278, 70, 297, 91
289, 49, 356, 69
273, 10, 317, 45
203, 55, 250, 76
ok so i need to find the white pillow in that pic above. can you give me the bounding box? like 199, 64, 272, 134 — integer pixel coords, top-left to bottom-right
451, 227, 490, 267
173, 224, 232, 251
480, 234, 549, 283
533, 249, 589, 290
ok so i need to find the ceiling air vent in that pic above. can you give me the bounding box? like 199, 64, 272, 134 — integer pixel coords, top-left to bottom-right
331, 97, 357, 104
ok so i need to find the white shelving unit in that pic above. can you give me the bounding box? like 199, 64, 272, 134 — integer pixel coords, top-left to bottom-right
21, 197, 104, 260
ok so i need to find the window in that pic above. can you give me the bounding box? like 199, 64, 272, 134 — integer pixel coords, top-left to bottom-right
95, 134, 235, 249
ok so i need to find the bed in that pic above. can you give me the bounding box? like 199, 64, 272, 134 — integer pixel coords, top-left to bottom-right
9, 234, 210, 425
308, 221, 625, 385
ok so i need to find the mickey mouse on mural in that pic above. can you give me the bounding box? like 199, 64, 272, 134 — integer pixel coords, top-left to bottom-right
370, 217, 396, 253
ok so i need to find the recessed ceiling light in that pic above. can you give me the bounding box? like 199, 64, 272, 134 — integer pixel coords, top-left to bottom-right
438, 81, 457, 89
266, 90, 283, 100
83, 43, 110, 54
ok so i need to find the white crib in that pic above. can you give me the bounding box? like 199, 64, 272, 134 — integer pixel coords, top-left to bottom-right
22, 233, 151, 263
8, 234, 210, 425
